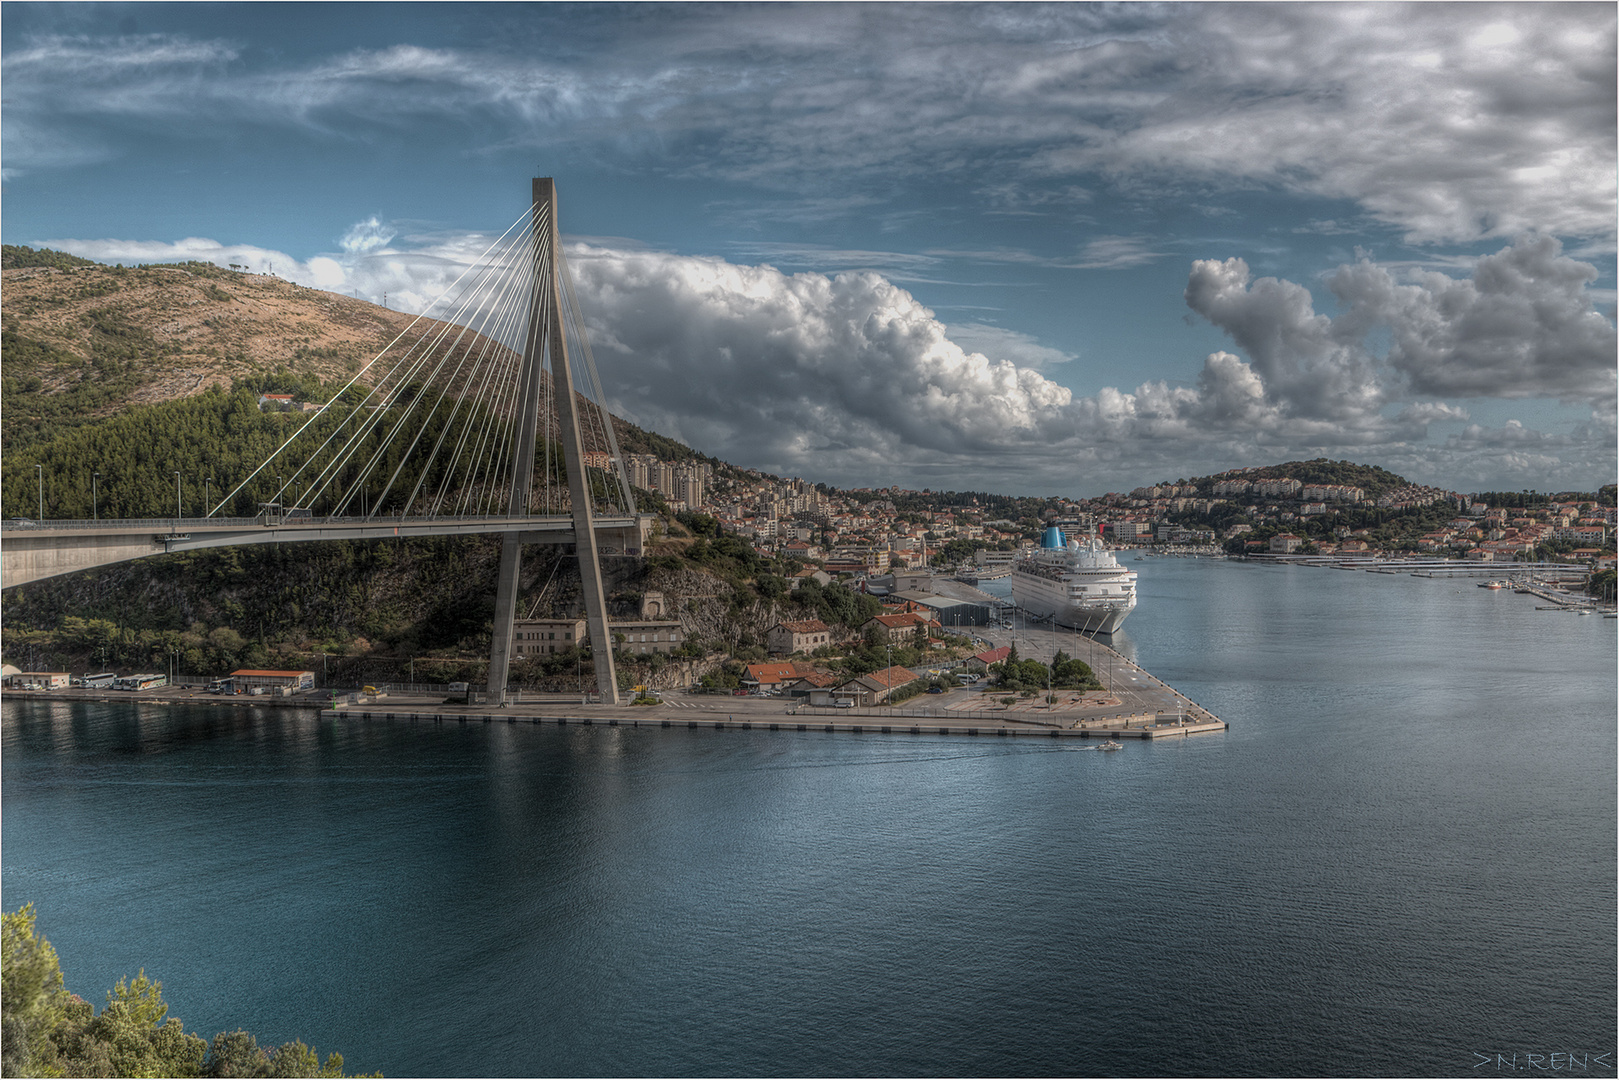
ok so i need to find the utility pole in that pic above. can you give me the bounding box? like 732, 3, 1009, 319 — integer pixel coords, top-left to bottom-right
36, 464, 43, 520
93, 472, 100, 521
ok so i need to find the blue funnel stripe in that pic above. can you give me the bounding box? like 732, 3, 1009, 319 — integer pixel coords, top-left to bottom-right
1041, 526, 1066, 549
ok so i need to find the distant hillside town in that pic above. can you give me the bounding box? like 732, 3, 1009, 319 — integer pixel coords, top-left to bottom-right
619, 455, 1615, 576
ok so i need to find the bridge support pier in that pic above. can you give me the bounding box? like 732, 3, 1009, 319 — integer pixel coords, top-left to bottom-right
486, 177, 619, 707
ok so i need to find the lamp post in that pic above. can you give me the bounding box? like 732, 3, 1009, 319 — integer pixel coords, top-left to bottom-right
174, 472, 183, 522
36, 464, 43, 520
205, 477, 213, 517
92, 472, 100, 522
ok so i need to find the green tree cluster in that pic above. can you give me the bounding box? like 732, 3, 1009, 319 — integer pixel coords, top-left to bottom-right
788, 578, 881, 629
1, 906, 372, 1078
992, 649, 1099, 692
1, 246, 99, 271
3, 367, 581, 519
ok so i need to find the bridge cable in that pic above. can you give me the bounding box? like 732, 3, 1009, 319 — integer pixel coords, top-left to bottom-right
425, 237, 535, 518
208, 205, 534, 517
337, 225, 534, 517
559, 245, 636, 515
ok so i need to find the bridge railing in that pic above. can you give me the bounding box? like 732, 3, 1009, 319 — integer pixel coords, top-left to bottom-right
3, 516, 262, 531
0, 513, 628, 532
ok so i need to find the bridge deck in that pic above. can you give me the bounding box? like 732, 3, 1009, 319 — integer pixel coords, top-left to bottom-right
0, 514, 653, 589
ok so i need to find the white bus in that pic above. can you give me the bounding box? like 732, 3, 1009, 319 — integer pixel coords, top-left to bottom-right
114, 674, 168, 691
79, 672, 117, 689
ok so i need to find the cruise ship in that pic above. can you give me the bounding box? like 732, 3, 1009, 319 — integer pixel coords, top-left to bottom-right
1010, 527, 1138, 634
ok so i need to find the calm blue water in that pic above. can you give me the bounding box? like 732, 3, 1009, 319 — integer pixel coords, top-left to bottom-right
5, 559, 1614, 1077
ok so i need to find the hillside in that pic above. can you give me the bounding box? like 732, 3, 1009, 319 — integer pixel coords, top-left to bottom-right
1, 249, 731, 516
0, 251, 430, 451
1184, 459, 1410, 499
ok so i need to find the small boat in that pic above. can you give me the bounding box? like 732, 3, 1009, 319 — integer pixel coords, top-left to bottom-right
1096, 740, 1123, 751
1479, 580, 1506, 589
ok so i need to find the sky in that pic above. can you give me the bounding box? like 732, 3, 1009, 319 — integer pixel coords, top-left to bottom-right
3, 2, 1615, 498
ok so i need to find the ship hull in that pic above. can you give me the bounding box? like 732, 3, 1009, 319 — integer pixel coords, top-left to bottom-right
1012, 582, 1134, 634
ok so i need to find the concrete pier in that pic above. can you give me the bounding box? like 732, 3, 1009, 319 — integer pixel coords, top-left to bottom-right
315, 706, 1227, 740
312, 628, 1226, 740
9, 622, 1227, 743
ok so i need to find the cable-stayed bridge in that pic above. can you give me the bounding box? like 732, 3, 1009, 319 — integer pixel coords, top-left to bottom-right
1, 179, 650, 705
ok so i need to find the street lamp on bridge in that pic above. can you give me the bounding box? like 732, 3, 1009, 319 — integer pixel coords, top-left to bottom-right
205, 477, 213, 517
36, 464, 43, 521
93, 472, 100, 522
174, 472, 183, 521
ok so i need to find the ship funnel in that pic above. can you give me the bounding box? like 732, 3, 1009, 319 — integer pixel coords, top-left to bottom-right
1041, 526, 1066, 549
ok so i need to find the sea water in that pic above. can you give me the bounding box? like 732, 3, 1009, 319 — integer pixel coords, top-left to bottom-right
4, 558, 1614, 1077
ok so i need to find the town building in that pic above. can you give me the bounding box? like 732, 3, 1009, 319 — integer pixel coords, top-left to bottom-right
512, 618, 586, 657
742, 662, 820, 692
862, 612, 938, 643
767, 619, 833, 655
827, 665, 920, 706
514, 593, 687, 657
4, 671, 70, 689
965, 646, 1011, 672
228, 669, 315, 692
782, 671, 840, 698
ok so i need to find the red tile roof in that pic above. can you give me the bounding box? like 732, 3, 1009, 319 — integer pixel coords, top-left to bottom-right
865, 665, 918, 689
745, 662, 822, 684
871, 612, 930, 629
776, 619, 830, 633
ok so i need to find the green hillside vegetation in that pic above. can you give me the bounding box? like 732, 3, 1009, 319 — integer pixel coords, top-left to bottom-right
1, 905, 374, 1078
1, 245, 98, 270
2, 315, 165, 452
1, 372, 600, 521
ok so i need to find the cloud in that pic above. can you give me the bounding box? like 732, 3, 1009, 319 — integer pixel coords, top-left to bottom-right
560, 240, 1597, 489
1188, 237, 1616, 409
33, 226, 517, 318
5, 6, 1612, 243
340, 217, 396, 255
1183, 256, 1388, 429
38, 229, 1615, 495
1329, 236, 1618, 400
941, 324, 1075, 372
923, 235, 1164, 270
34, 236, 305, 275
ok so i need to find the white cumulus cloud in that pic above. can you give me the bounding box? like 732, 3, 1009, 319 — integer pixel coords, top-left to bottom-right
34, 228, 1616, 494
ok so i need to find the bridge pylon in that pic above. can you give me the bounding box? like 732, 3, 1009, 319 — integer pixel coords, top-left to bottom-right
486, 178, 618, 706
